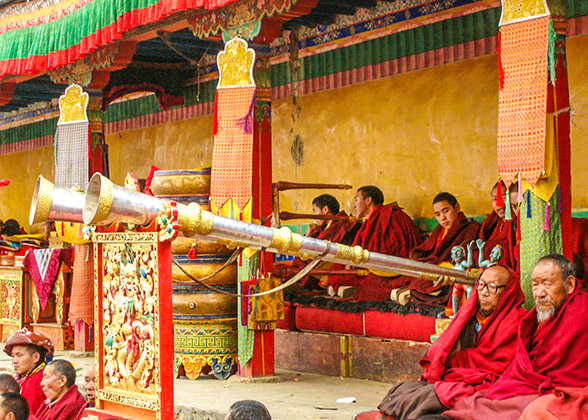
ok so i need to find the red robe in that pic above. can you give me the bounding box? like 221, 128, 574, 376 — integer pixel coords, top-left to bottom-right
478, 212, 519, 271
445, 289, 588, 420
407, 212, 480, 306
19, 366, 46, 415
420, 269, 526, 408
35, 385, 88, 420
328, 203, 423, 301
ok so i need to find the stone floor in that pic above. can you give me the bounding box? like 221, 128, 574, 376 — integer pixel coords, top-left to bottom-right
0, 346, 391, 420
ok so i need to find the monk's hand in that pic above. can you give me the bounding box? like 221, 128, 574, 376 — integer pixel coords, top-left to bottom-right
433, 275, 453, 287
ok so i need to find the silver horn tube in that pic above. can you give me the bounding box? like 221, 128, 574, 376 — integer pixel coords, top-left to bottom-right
84, 173, 165, 226
29, 175, 86, 225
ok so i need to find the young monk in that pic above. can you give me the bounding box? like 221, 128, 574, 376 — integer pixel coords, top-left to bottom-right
407, 192, 480, 307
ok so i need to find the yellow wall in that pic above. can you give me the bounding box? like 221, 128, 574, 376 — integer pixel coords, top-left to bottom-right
0, 146, 54, 232
4, 34, 588, 230
106, 115, 214, 185
272, 55, 500, 220
568, 35, 588, 210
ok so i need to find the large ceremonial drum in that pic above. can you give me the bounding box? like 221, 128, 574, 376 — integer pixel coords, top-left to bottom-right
150, 168, 211, 208
153, 168, 238, 380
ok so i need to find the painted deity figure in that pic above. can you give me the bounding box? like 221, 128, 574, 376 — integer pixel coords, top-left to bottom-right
477, 239, 504, 268
451, 242, 474, 317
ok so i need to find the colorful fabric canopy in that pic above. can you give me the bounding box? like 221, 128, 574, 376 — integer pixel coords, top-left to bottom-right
0, 0, 237, 78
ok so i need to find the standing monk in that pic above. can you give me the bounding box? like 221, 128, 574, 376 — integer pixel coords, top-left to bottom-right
328, 186, 422, 301
407, 193, 480, 307
4, 328, 53, 414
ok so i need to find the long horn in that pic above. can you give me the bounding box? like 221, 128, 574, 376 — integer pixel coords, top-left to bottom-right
84, 172, 164, 226
82, 176, 480, 286
29, 175, 86, 225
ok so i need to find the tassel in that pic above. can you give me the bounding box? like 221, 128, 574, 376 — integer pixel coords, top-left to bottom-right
544, 202, 550, 231
496, 181, 505, 207
54, 127, 59, 166
89, 325, 92, 342
548, 19, 557, 85
516, 214, 521, 242
526, 191, 532, 218
505, 190, 512, 220
86, 245, 90, 262
557, 185, 562, 213
497, 30, 505, 90
212, 91, 219, 135
517, 173, 523, 203
235, 90, 257, 134
87, 125, 92, 161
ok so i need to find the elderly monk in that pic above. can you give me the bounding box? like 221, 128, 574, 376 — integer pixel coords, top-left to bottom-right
35, 359, 88, 420
477, 182, 519, 270
4, 328, 53, 414
328, 186, 422, 300
353, 266, 526, 420
434, 254, 588, 420
272, 194, 360, 290
406, 193, 480, 307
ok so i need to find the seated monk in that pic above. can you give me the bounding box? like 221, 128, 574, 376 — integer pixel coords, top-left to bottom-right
36, 359, 88, 420
434, 254, 588, 420
406, 193, 480, 307
476, 182, 519, 271
272, 194, 360, 289
353, 266, 526, 420
328, 186, 422, 301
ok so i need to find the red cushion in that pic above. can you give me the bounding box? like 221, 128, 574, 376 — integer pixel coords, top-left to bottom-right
295, 305, 364, 335
364, 310, 435, 342
276, 301, 297, 330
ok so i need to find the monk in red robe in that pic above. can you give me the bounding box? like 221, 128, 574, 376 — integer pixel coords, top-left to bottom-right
440, 254, 588, 420
353, 266, 525, 420
36, 359, 88, 420
406, 193, 480, 307
273, 194, 360, 289
477, 182, 519, 271
328, 186, 422, 301
4, 328, 54, 414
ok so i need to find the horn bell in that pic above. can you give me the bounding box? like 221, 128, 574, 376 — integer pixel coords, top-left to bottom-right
84, 173, 164, 226
29, 175, 85, 225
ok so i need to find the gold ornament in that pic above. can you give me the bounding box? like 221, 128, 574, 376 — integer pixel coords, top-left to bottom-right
58, 84, 89, 124
217, 37, 255, 88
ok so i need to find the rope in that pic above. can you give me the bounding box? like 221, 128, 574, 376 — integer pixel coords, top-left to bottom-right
172, 242, 333, 298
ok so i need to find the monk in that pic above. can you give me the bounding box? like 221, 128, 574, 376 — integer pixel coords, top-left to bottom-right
477, 182, 519, 270
407, 193, 480, 307
352, 266, 525, 420
272, 194, 360, 289
35, 359, 88, 420
436, 254, 588, 420
328, 186, 422, 301
4, 328, 54, 414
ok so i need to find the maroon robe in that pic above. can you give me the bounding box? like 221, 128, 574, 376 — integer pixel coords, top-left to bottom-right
35, 384, 88, 420
273, 211, 360, 288
421, 269, 526, 408
407, 212, 480, 306
572, 217, 588, 281
444, 289, 588, 420
328, 203, 423, 301
478, 212, 519, 271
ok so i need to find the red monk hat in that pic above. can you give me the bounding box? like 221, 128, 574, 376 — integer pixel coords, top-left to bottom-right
4, 328, 54, 360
